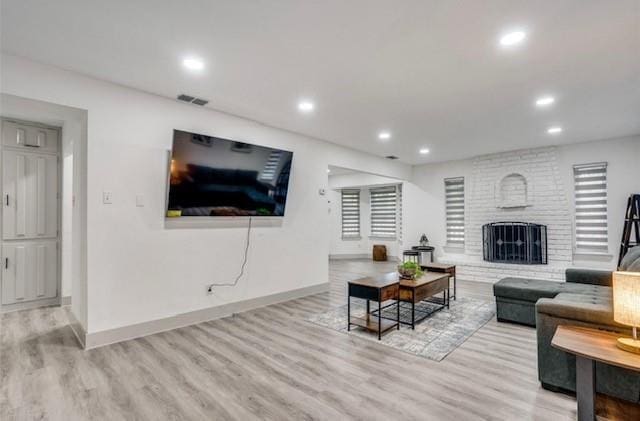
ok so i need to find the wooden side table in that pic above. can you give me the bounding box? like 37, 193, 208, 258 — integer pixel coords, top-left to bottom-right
552, 325, 640, 421
421, 263, 457, 300
348, 273, 400, 340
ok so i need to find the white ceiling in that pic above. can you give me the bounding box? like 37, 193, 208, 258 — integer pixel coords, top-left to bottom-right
2, 0, 639, 164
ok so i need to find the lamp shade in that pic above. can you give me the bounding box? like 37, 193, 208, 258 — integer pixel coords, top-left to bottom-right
613, 271, 640, 327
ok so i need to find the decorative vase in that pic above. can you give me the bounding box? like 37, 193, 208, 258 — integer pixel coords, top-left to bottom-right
398, 266, 417, 280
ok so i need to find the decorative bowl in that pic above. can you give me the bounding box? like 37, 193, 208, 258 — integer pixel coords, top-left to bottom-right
398, 266, 417, 280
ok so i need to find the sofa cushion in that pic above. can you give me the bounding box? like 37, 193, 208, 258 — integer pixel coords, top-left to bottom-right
493, 277, 603, 303
535, 290, 627, 327
620, 246, 640, 270
626, 256, 640, 272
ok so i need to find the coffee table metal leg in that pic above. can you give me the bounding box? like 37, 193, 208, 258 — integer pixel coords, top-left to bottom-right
411, 298, 415, 330
453, 268, 457, 300
397, 297, 400, 330
378, 299, 382, 340
576, 356, 596, 421
347, 295, 351, 331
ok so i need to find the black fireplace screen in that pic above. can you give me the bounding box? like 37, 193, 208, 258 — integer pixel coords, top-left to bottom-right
483, 222, 547, 264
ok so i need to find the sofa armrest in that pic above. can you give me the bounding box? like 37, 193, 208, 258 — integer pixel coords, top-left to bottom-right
565, 268, 612, 286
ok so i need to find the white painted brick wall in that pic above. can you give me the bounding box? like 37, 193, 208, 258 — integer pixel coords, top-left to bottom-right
444, 146, 572, 283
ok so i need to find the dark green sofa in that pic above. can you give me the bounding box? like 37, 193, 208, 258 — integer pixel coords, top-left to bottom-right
493, 249, 640, 403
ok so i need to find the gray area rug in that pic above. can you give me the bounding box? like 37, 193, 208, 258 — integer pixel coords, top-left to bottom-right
307, 297, 495, 361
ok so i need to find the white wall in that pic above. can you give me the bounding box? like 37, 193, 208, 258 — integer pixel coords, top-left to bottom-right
0, 54, 411, 334
411, 136, 640, 279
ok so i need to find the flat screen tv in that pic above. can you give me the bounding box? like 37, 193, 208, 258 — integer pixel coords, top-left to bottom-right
167, 130, 293, 217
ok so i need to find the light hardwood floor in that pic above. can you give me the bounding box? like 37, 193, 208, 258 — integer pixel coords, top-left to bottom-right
1, 259, 577, 420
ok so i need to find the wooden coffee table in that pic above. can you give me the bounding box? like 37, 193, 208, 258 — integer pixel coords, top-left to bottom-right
421, 263, 456, 300
372, 272, 451, 329
347, 273, 400, 340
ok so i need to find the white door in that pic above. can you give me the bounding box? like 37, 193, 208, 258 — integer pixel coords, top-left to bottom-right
2, 150, 58, 240
1, 241, 58, 304
1, 120, 59, 307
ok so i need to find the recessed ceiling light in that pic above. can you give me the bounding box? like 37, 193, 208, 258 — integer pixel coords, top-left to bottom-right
499, 31, 526, 47
419, 148, 430, 155
536, 96, 555, 107
298, 100, 315, 113
326, 168, 331, 173
378, 131, 391, 140
547, 126, 563, 134
182, 57, 204, 71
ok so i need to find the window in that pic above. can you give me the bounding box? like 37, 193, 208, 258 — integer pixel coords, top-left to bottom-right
370, 186, 397, 238
397, 184, 403, 243
445, 177, 465, 246
573, 163, 608, 252
341, 189, 360, 238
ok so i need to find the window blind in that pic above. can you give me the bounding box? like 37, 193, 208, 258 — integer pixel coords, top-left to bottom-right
397, 184, 403, 242
370, 186, 397, 238
341, 189, 360, 238
574, 163, 608, 251
445, 177, 465, 246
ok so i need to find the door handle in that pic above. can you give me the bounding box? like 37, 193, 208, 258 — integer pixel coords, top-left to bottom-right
4, 258, 7, 270
4, 194, 8, 206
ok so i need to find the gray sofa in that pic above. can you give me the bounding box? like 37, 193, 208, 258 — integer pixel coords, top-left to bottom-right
493, 247, 640, 403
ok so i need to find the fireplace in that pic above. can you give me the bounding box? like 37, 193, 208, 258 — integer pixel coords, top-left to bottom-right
483, 222, 547, 264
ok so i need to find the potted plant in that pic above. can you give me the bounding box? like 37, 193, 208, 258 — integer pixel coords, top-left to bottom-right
398, 261, 423, 280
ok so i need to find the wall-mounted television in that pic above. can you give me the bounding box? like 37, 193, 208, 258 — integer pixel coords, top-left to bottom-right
167, 130, 293, 217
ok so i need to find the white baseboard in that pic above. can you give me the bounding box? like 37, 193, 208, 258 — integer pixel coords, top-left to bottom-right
65, 307, 87, 349
1, 296, 61, 313
329, 254, 399, 261
329, 253, 371, 260
83, 282, 329, 350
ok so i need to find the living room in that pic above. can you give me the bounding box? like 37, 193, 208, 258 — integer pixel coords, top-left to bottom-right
1, 1, 639, 420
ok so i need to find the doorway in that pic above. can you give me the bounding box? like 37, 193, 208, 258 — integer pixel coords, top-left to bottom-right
1, 118, 61, 311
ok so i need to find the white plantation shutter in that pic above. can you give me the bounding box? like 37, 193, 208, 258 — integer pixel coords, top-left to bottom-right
445, 177, 465, 246
341, 189, 360, 238
260, 150, 283, 181
397, 184, 403, 242
574, 163, 608, 252
370, 186, 397, 238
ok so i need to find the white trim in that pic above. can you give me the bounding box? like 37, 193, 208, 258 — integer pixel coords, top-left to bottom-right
83, 282, 329, 350
66, 305, 86, 349
0, 296, 61, 313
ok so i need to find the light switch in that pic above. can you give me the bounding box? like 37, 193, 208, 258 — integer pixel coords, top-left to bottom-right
103, 191, 112, 204
136, 194, 145, 207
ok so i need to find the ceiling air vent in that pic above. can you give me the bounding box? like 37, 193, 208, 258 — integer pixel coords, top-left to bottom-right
191, 98, 209, 106
177, 94, 195, 102
177, 94, 208, 106
385, 155, 399, 160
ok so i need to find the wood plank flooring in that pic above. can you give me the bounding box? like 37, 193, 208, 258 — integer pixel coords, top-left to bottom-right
1, 259, 577, 420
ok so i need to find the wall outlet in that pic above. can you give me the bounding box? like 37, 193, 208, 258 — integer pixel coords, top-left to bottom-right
102, 191, 113, 204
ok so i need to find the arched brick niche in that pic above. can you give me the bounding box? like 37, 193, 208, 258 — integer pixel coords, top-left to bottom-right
496, 172, 530, 208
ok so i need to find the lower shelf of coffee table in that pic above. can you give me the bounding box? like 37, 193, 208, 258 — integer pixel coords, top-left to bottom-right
349, 316, 398, 333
